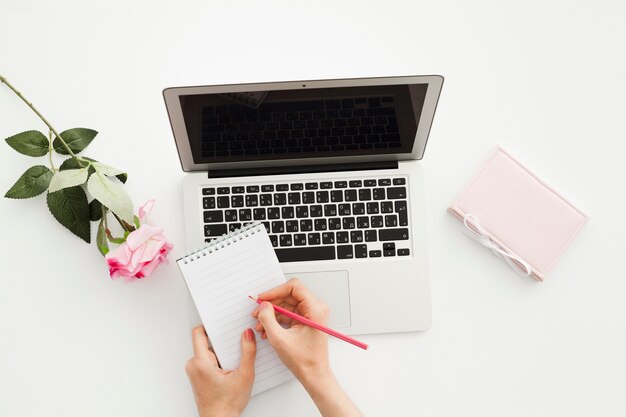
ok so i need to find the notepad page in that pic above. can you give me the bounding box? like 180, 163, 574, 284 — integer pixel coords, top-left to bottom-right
178, 227, 293, 395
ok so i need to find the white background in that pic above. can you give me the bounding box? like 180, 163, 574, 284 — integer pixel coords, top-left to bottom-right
1, 1, 625, 416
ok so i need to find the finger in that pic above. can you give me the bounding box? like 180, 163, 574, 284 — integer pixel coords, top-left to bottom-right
257, 301, 284, 340
191, 326, 212, 358
238, 329, 257, 379
258, 278, 310, 303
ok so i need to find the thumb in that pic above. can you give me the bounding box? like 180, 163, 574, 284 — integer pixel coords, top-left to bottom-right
238, 328, 257, 378
257, 301, 284, 339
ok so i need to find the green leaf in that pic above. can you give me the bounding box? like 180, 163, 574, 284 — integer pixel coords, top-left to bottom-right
92, 162, 124, 176
4, 165, 53, 199
59, 156, 96, 176
48, 168, 88, 193
89, 199, 103, 221
53, 128, 98, 155
46, 186, 91, 243
5, 130, 49, 157
97, 218, 109, 256
116, 173, 128, 184
133, 215, 140, 229
106, 229, 127, 244
87, 173, 134, 224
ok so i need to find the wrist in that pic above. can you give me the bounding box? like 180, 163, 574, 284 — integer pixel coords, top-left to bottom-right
297, 363, 336, 393
198, 402, 242, 417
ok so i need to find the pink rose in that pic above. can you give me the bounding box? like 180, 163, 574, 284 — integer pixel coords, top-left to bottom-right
105, 200, 173, 282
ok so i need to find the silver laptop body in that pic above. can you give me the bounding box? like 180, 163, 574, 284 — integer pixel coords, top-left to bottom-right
164, 75, 443, 335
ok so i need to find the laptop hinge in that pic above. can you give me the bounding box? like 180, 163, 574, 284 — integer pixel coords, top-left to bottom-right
208, 161, 398, 178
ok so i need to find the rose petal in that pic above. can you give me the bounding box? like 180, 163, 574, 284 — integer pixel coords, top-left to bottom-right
138, 199, 155, 223
126, 224, 163, 250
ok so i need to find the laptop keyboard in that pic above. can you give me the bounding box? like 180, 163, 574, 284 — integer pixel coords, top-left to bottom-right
201, 96, 401, 158
202, 177, 410, 262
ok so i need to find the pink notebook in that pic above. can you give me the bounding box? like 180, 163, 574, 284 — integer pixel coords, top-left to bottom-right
448, 146, 588, 281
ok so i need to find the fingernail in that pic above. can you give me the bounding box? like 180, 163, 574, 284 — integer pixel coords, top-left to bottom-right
245, 328, 254, 341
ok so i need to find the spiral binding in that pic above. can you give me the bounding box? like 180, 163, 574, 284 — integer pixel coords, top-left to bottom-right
179, 222, 263, 265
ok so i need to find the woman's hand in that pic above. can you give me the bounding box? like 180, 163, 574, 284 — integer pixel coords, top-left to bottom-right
185, 326, 256, 417
251, 278, 331, 384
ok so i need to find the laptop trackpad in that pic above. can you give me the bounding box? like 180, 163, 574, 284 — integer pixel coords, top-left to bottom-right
286, 271, 351, 329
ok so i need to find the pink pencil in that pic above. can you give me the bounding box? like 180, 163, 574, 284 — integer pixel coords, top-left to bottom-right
249, 295, 368, 350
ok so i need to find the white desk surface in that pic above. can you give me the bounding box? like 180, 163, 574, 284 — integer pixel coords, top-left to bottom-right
1, 1, 625, 416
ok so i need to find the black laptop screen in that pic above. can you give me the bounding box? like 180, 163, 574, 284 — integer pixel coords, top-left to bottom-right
179, 84, 428, 164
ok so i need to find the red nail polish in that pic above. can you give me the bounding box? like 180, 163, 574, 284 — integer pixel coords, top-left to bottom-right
245, 328, 254, 341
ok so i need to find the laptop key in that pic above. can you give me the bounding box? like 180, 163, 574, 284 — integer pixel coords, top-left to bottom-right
253, 208, 266, 220
364, 180, 377, 187
239, 209, 252, 221
393, 178, 406, 185
357, 216, 370, 229
203, 197, 216, 209
310, 205, 323, 217
308, 233, 321, 245
358, 189, 372, 201
204, 210, 223, 223
285, 220, 299, 232
378, 179, 391, 186
355, 244, 368, 258
260, 194, 273, 206
294, 233, 307, 246
290, 183, 304, 191
300, 219, 313, 231
267, 207, 281, 219
345, 190, 358, 202
365, 229, 377, 242
320, 181, 333, 189
279, 235, 293, 247
245, 195, 258, 207
322, 232, 335, 244
232, 186, 245, 194
296, 206, 309, 218
202, 188, 215, 195
385, 215, 398, 227
316, 191, 329, 203
387, 187, 407, 199
205, 224, 227, 237
269, 235, 278, 247
324, 204, 337, 216
352, 203, 365, 215
276, 184, 289, 191
261, 185, 274, 192
334, 181, 347, 188
330, 190, 343, 202
246, 185, 259, 193
302, 192, 315, 204
366, 202, 379, 214
371, 216, 384, 228
399, 211, 408, 227
281, 206, 295, 219
349, 180, 362, 187
379, 228, 409, 241
274, 246, 335, 262
224, 210, 237, 222
381, 201, 393, 213
271, 221, 285, 234
342, 217, 355, 229
274, 193, 287, 205
314, 219, 327, 231
373, 188, 386, 200
369, 250, 382, 258
217, 187, 230, 194
231, 195, 244, 207
350, 230, 363, 243
398, 248, 410, 256
337, 245, 354, 259
228, 223, 242, 232
288, 193, 301, 205
217, 196, 230, 208
338, 204, 351, 215
336, 231, 349, 243
305, 182, 318, 190
329, 218, 342, 230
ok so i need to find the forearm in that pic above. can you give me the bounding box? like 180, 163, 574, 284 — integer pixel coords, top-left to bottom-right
300, 369, 363, 417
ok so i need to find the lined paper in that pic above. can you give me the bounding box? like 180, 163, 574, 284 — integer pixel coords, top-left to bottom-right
178, 225, 293, 395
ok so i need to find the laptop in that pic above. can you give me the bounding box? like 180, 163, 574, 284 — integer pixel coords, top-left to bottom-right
163, 75, 443, 335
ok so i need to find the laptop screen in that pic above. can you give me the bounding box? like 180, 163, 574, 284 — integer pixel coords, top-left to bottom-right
179, 84, 429, 164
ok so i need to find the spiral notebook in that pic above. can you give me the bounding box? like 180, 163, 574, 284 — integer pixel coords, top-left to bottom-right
177, 223, 293, 395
